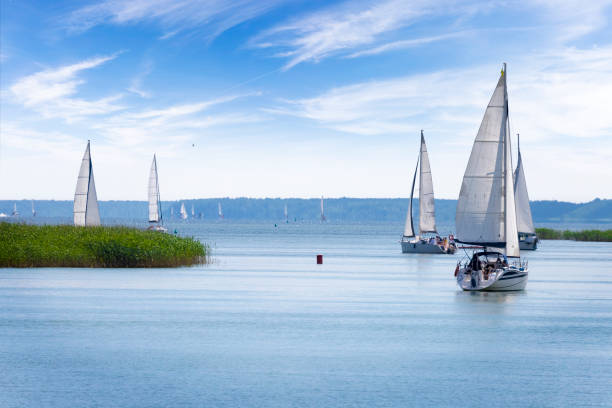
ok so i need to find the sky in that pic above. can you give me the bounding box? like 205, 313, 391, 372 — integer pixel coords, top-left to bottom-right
1, 0, 611, 202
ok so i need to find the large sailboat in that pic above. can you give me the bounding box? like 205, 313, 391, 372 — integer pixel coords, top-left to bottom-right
454, 64, 528, 291
147, 154, 167, 232
401, 131, 456, 254
514, 134, 538, 250
74, 140, 101, 226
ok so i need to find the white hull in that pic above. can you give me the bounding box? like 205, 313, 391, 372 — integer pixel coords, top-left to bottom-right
457, 266, 528, 291
401, 239, 456, 254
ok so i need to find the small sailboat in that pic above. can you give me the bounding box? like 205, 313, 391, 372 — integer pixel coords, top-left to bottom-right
31, 201, 36, 217
147, 154, 167, 232
11, 203, 19, 217
514, 134, 538, 250
455, 64, 528, 291
320, 196, 326, 222
191, 204, 195, 218
401, 131, 456, 254
284, 203, 289, 223
74, 140, 101, 226
180, 202, 188, 220
218, 202, 224, 219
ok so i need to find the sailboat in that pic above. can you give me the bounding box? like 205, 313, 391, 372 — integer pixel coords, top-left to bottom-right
74, 140, 101, 226
147, 154, 167, 232
11, 203, 19, 217
31, 201, 36, 217
180, 202, 188, 220
401, 130, 456, 254
218, 202, 224, 219
284, 203, 288, 223
191, 204, 195, 218
320, 196, 326, 222
454, 64, 528, 291
514, 134, 538, 250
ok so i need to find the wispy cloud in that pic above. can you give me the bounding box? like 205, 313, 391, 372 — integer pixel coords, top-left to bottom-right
253, 0, 437, 70
532, 0, 612, 41
346, 31, 471, 58
270, 46, 612, 141
9, 54, 124, 122
64, 0, 287, 41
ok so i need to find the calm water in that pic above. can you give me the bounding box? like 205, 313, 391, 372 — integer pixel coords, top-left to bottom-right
1, 222, 611, 407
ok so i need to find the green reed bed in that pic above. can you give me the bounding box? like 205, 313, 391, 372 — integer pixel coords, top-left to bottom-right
0, 222, 207, 268
536, 228, 612, 242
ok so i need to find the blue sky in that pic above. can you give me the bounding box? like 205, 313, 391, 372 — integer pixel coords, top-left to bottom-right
1, 0, 611, 202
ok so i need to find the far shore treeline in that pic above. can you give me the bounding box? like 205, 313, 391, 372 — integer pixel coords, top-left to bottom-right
1, 198, 610, 224
0, 223, 207, 268
535, 228, 612, 242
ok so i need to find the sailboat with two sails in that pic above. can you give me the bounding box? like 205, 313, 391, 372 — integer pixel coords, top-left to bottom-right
454, 64, 528, 291
148, 154, 167, 232
401, 131, 456, 254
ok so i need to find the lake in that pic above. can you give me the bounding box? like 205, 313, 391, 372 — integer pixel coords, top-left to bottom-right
1, 222, 611, 407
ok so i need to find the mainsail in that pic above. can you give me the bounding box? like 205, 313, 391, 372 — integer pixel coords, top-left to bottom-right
419, 131, 437, 234
403, 154, 419, 238
514, 135, 535, 234
218, 202, 224, 219
180, 203, 187, 220
74, 140, 100, 226
320, 196, 326, 222
455, 64, 519, 257
148, 155, 162, 223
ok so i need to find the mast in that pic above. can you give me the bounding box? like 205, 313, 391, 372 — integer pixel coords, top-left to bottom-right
403, 150, 419, 238
503, 63, 520, 257
74, 140, 100, 226
418, 130, 437, 234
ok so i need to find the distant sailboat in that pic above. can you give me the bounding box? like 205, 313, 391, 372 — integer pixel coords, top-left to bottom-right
218, 202, 224, 219
180, 202, 188, 220
454, 64, 528, 291
320, 196, 326, 222
514, 134, 538, 250
74, 140, 101, 226
31, 201, 36, 217
147, 154, 167, 232
191, 204, 195, 217
284, 203, 288, 223
401, 130, 456, 254
11, 203, 19, 217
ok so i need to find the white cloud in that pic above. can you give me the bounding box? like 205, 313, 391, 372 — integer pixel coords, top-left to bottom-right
346, 31, 471, 58
65, 0, 286, 41
9, 55, 124, 122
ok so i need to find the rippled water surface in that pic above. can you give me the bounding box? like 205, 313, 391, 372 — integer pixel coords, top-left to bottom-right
1, 222, 611, 407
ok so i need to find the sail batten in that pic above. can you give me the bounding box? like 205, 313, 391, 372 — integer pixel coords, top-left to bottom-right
74, 141, 100, 226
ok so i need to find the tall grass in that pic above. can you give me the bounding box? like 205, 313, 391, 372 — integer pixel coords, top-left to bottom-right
0, 223, 207, 268
536, 228, 612, 242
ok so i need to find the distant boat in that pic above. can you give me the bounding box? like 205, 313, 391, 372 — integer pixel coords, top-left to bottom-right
147, 154, 167, 232
514, 134, 538, 250
191, 204, 195, 217
11, 203, 19, 217
218, 202, 224, 219
0, 212, 8, 218
284, 203, 288, 223
170, 207, 174, 218
74, 140, 100, 226
320, 196, 326, 222
455, 64, 528, 291
180, 202, 188, 220
401, 130, 456, 254
31, 201, 36, 217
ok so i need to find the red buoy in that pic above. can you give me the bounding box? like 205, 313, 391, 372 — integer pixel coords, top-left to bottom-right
316, 254, 323, 264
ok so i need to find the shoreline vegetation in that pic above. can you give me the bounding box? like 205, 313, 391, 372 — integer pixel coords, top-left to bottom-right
536, 228, 612, 242
0, 223, 207, 268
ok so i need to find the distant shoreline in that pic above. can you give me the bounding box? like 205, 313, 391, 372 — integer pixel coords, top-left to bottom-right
535, 228, 612, 242
0, 223, 207, 268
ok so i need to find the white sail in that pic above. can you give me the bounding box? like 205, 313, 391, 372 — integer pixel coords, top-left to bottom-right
504, 115, 520, 257
218, 202, 223, 218
456, 67, 509, 248
418, 131, 437, 234
320, 196, 326, 222
180, 202, 187, 219
284, 204, 288, 220
12, 203, 19, 217
191, 204, 195, 217
31, 201, 36, 216
403, 155, 419, 237
74, 141, 100, 226
148, 155, 162, 223
514, 137, 535, 234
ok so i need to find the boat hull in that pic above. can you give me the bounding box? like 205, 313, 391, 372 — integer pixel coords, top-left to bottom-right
519, 233, 538, 250
457, 266, 528, 291
401, 240, 456, 254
